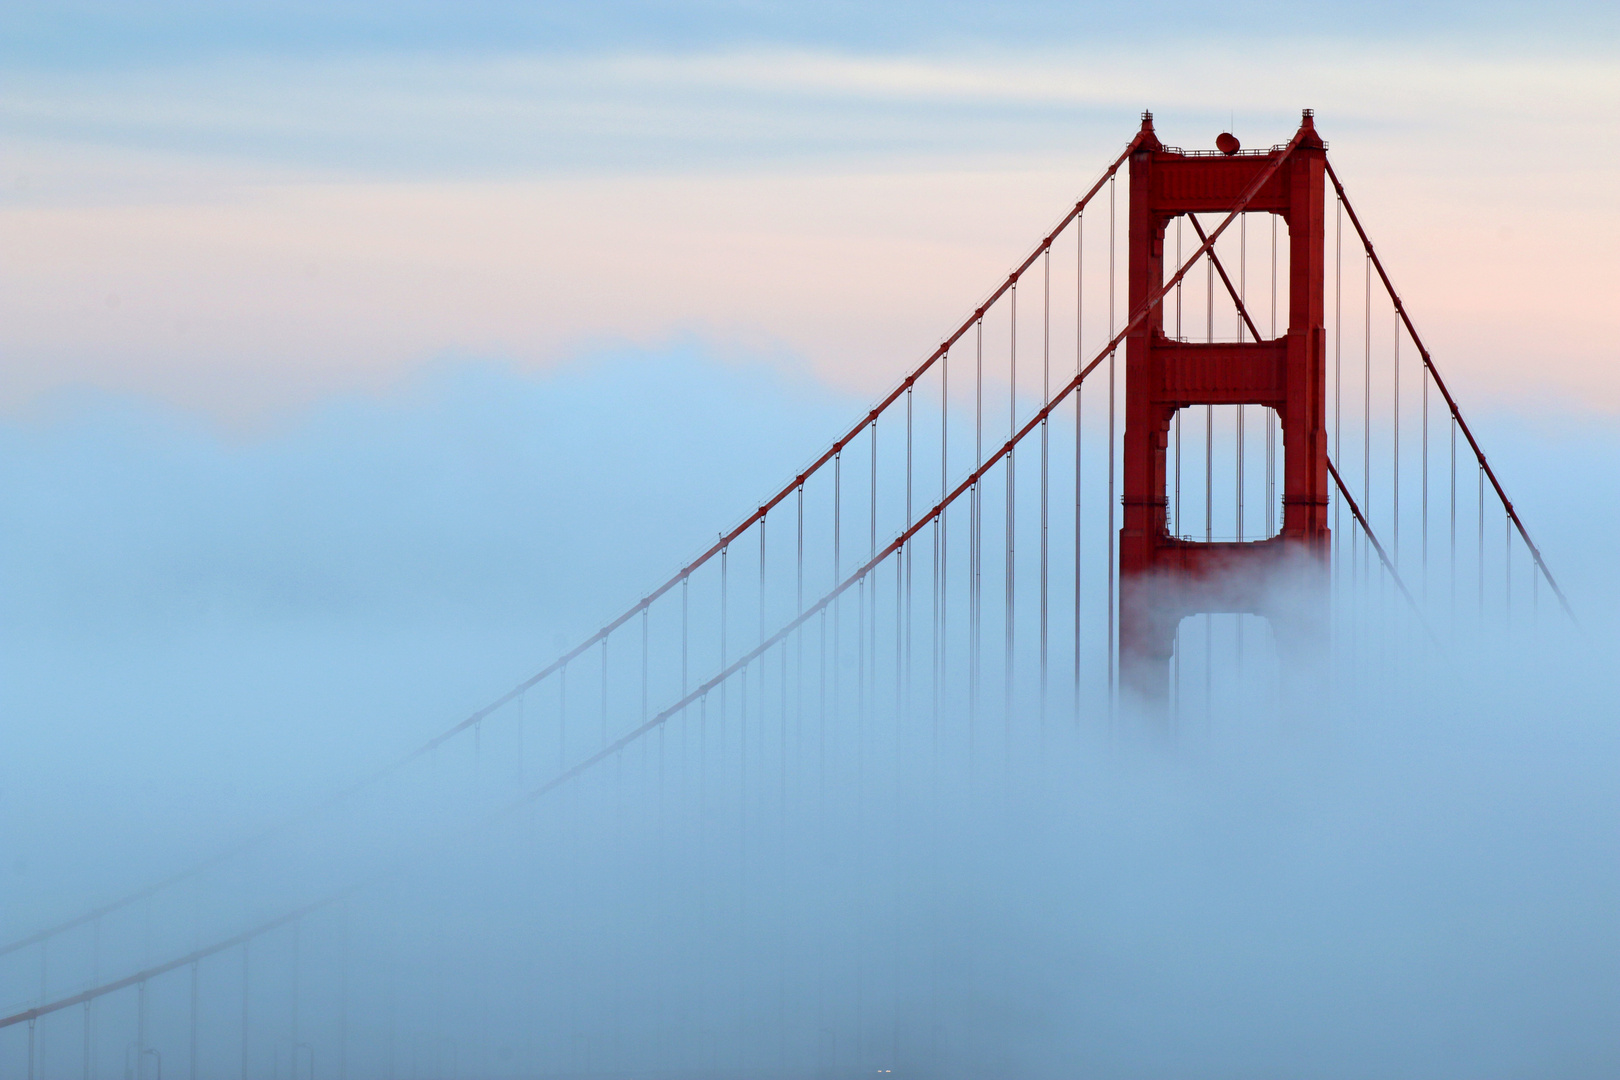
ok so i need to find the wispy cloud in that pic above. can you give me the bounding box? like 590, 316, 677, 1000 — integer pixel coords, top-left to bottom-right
2, 42, 1617, 421
5, 44, 1617, 178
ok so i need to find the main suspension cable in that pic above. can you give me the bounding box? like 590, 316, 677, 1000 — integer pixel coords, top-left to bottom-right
4, 131, 1313, 1029
0, 126, 1160, 968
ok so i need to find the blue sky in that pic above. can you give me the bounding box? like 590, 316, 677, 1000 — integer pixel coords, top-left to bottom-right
7, 0, 1617, 65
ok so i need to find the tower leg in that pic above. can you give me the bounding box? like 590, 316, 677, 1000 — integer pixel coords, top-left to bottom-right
1118, 573, 1177, 712
1260, 549, 1332, 706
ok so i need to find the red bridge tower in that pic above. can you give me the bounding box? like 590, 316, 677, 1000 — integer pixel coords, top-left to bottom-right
1118, 111, 1330, 703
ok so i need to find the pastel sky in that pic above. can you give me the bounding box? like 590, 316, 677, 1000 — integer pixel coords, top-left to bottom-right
4, 2, 1619, 424
5, 12, 1620, 1059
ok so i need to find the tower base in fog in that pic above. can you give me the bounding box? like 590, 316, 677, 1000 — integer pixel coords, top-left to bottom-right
1118, 540, 1329, 711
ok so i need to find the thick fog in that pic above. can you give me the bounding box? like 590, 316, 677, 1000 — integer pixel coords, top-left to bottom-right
1, 351, 1616, 1080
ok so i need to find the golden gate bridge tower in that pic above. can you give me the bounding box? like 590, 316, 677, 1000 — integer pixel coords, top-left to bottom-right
1119, 110, 1331, 704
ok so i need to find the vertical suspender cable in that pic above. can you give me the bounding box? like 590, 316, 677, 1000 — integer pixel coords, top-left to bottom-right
1074, 213, 1084, 715
1364, 254, 1372, 579
896, 520, 905, 720
1040, 248, 1050, 716
778, 544, 789, 1075
1477, 466, 1485, 614
834, 440, 846, 728
1393, 311, 1401, 568
819, 568, 827, 816
1422, 367, 1429, 596
866, 421, 877, 742
858, 425, 873, 1065
741, 527, 753, 1062
939, 351, 948, 739
895, 472, 905, 727
796, 486, 804, 758
972, 318, 983, 739
906, 385, 914, 721
857, 470, 867, 775
1450, 418, 1457, 616
870, 420, 878, 632
1334, 198, 1347, 579
1007, 282, 1017, 740
1107, 176, 1117, 708
1334, 200, 1343, 562
721, 544, 729, 738
931, 348, 947, 1024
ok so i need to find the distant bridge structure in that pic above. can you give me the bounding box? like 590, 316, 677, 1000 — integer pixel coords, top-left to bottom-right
0, 111, 1573, 1080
